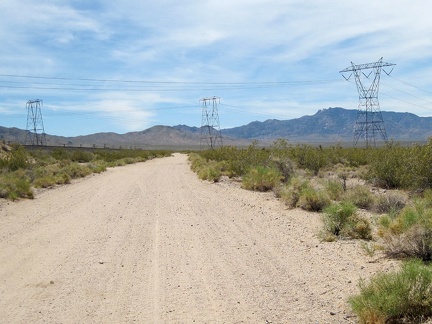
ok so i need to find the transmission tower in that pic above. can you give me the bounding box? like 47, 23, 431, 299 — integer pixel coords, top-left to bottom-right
340, 57, 395, 147
200, 96, 223, 149
25, 99, 47, 146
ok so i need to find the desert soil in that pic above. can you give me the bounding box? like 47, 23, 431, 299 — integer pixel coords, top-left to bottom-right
0, 153, 399, 323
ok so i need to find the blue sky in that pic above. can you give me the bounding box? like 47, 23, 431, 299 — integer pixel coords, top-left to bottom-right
1, 0, 432, 136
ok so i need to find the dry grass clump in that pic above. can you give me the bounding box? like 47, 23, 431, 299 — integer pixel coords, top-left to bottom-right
373, 191, 407, 214
378, 199, 432, 261
279, 176, 310, 208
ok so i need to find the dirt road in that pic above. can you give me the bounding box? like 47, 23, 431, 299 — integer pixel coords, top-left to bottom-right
0, 153, 397, 323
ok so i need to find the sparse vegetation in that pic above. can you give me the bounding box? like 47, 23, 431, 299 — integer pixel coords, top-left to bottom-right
188, 140, 432, 322
343, 185, 375, 210
241, 166, 281, 191
297, 186, 331, 212
378, 198, 432, 261
321, 201, 371, 241
349, 259, 432, 324
0, 145, 171, 200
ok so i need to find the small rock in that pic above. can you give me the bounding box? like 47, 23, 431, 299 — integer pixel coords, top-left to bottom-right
330, 311, 336, 315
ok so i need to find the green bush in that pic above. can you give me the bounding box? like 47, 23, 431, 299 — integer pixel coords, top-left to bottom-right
322, 201, 356, 237
297, 186, 331, 212
378, 200, 432, 261
0, 145, 29, 171
349, 259, 432, 324
343, 185, 374, 210
198, 163, 222, 182
322, 201, 371, 240
0, 170, 33, 200
242, 166, 282, 192
291, 144, 329, 175
324, 179, 344, 201
70, 150, 94, 163
63, 162, 92, 178
344, 214, 373, 240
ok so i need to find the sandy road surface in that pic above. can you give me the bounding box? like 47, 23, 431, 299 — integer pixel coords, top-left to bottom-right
0, 153, 398, 323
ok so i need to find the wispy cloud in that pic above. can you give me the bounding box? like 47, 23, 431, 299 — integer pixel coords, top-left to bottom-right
1, 0, 432, 135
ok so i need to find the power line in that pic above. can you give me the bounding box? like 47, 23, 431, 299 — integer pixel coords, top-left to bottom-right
0, 73, 341, 86
388, 75, 432, 96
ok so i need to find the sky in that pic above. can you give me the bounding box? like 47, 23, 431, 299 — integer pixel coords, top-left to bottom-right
1, 0, 432, 137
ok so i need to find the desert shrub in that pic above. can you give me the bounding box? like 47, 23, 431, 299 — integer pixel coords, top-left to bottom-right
421, 189, 432, 208
322, 201, 371, 240
88, 161, 107, 174
33, 175, 57, 188
408, 140, 432, 189
279, 176, 310, 208
343, 185, 374, 210
366, 141, 432, 190
378, 201, 432, 261
0, 170, 33, 200
343, 213, 373, 240
189, 153, 206, 171
70, 150, 94, 163
62, 162, 92, 179
51, 148, 72, 161
366, 143, 407, 188
291, 144, 329, 175
373, 192, 407, 214
349, 259, 432, 324
324, 179, 344, 201
0, 145, 29, 171
297, 186, 331, 212
322, 201, 355, 237
242, 166, 282, 192
198, 163, 222, 182
269, 156, 294, 183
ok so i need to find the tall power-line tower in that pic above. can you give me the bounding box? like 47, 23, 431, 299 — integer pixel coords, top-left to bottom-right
340, 57, 395, 147
200, 96, 223, 149
25, 99, 47, 146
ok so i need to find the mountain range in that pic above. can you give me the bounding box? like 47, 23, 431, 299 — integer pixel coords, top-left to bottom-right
1, 107, 431, 149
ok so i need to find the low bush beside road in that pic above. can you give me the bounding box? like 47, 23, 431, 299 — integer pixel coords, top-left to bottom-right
0, 144, 172, 200
189, 139, 432, 323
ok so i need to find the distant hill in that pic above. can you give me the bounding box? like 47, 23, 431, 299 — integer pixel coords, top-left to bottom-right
222, 107, 432, 142
1, 108, 432, 148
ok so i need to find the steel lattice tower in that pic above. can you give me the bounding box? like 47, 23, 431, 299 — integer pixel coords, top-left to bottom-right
25, 99, 47, 146
340, 57, 395, 147
200, 96, 223, 149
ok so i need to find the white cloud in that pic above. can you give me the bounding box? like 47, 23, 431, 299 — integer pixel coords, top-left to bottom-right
1, 0, 432, 135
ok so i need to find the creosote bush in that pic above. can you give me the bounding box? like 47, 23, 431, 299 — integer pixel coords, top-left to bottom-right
343, 185, 374, 210
0, 170, 33, 200
321, 201, 371, 241
378, 199, 432, 261
324, 179, 344, 201
241, 166, 281, 192
349, 259, 432, 324
297, 186, 331, 212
